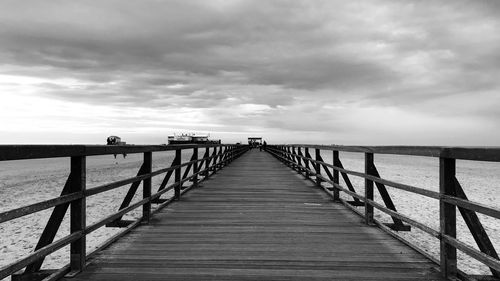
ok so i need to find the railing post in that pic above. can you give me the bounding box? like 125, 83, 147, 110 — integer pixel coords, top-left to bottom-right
205, 148, 210, 179
297, 147, 303, 175
315, 149, 321, 186
230, 145, 234, 162
193, 147, 199, 187
333, 150, 340, 202
287, 147, 293, 168
213, 146, 218, 174
364, 153, 374, 225
142, 152, 152, 223
69, 156, 86, 275
174, 149, 181, 200
304, 147, 310, 180
440, 157, 457, 278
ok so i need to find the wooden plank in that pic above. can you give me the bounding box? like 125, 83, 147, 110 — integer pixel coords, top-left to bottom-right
61, 150, 442, 281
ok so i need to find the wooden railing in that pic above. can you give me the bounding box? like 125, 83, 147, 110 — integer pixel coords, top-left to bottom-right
0, 144, 248, 281
266, 145, 500, 281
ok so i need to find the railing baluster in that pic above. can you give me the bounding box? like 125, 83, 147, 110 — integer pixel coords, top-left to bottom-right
440, 157, 457, 279
174, 149, 181, 200
142, 152, 152, 223
297, 147, 303, 175
364, 153, 374, 225
69, 156, 86, 275
315, 149, 321, 186
204, 147, 210, 179
193, 147, 199, 187
212, 146, 218, 174
333, 150, 340, 202
304, 147, 311, 180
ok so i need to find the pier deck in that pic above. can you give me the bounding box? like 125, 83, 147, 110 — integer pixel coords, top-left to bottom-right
65, 149, 442, 280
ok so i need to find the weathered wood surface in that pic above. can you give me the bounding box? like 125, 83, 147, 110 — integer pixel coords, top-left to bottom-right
63, 149, 442, 281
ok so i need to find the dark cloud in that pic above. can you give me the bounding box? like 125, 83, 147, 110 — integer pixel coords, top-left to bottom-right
1, 1, 500, 144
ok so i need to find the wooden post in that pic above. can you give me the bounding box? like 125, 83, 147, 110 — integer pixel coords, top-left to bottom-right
364, 153, 374, 225
70, 156, 86, 274
315, 149, 321, 186
193, 147, 199, 187
174, 149, 181, 200
440, 157, 457, 278
230, 145, 234, 162
287, 147, 294, 168
142, 152, 152, 223
297, 147, 303, 175
222, 146, 227, 166
304, 147, 310, 180
204, 148, 210, 179
213, 146, 218, 174
333, 150, 340, 202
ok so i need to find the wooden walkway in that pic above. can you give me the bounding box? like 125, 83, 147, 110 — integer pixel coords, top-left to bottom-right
65, 149, 443, 281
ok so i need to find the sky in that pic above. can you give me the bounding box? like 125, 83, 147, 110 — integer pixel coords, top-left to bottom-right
1, 0, 499, 145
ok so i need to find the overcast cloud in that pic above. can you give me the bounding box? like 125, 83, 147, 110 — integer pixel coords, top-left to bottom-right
1, 0, 499, 145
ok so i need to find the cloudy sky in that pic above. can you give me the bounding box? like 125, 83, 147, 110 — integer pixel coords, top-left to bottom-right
1, 1, 499, 145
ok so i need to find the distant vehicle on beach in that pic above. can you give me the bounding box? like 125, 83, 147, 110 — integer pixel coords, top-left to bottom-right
168, 133, 221, 144
106, 136, 126, 145
106, 136, 127, 159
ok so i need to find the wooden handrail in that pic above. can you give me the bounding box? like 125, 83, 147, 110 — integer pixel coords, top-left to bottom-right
0, 144, 240, 161
266, 144, 500, 280
279, 144, 500, 161
0, 144, 249, 281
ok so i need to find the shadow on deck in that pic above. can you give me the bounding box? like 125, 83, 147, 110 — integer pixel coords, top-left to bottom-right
64, 149, 442, 280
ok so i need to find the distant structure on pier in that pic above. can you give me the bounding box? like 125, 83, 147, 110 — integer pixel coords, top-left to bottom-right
106, 136, 126, 145
168, 133, 221, 144
248, 137, 262, 148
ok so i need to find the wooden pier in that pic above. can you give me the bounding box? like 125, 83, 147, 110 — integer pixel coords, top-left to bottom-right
1, 144, 499, 281
62, 149, 441, 280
